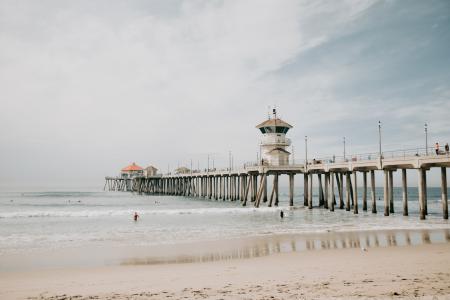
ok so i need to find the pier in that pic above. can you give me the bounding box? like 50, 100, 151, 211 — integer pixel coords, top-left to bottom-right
105, 110, 450, 220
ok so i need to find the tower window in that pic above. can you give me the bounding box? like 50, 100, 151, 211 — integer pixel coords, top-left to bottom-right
276, 126, 289, 133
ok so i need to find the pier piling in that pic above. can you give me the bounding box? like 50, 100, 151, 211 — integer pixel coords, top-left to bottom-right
402, 169, 408, 216
289, 174, 294, 207
442, 167, 448, 220
362, 171, 367, 211
418, 168, 426, 220
345, 173, 351, 211
353, 172, 358, 214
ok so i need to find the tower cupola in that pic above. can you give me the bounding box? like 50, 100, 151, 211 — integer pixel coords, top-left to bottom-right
256, 109, 292, 166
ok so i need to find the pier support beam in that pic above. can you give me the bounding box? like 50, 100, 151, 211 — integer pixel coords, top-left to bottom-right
418, 168, 426, 220
304, 174, 308, 207
324, 173, 329, 210
263, 175, 268, 203
348, 174, 354, 208
268, 175, 275, 207
274, 173, 279, 206
384, 170, 389, 216
308, 173, 313, 209
424, 171, 428, 215
255, 174, 266, 208
345, 173, 351, 211
371, 170, 377, 214
353, 171, 358, 214
289, 174, 294, 207
339, 173, 344, 209
252, 175, 258, 202
242, 176, 250, 207
329, 172, 335, 211
402, 169, 408, 216
389, 170, 394, 213
318, 174, 324, 207
362, 171, 367, 211
442, 167, 448, 220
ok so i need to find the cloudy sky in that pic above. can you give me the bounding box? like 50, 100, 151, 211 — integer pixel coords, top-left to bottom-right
1, 0, 449, 187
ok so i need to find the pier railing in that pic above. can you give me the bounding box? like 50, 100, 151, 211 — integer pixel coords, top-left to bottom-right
243, 146, 448, 168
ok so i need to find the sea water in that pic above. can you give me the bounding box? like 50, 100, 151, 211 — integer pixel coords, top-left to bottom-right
1, 186, 449, 257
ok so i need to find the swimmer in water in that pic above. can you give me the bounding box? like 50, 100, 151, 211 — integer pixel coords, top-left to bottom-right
134, 212, 139, 221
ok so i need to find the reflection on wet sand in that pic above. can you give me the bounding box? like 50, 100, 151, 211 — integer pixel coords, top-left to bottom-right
121, 229, 450, 266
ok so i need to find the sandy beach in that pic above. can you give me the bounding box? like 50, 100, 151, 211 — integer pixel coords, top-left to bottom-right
1, 241, 449, 299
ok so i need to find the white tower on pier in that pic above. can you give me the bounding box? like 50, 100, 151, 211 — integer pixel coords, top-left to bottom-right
256, 108, 292, 166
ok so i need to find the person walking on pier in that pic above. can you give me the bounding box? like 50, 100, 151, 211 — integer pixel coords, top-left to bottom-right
435, 142, 440, 155
445, 143, 449, 155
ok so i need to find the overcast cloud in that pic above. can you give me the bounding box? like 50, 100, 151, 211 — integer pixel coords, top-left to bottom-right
0, 0, 449, 187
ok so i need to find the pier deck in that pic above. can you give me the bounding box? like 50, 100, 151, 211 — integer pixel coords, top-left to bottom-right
105, 151, 449, 220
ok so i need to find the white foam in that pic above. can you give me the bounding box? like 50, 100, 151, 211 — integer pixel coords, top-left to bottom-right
0, 206, 286, 219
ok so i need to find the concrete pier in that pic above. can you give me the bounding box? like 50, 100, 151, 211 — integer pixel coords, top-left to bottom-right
106, 150, 450, 220
402, 169, 408, 216
418, 168, 426, 220
308, 173, 313, 209
289, 174, 294, 207
353, 171, 358, 214
362, 171, 367, 211
442, 167, 448, 220
329, 172, 335, 211
346, 173, 351, 211
384, 170, 389, 216
324, 173, 329, 210
318, 174, 324, 207
389, 170, 394, 214
304, 174, 308, 206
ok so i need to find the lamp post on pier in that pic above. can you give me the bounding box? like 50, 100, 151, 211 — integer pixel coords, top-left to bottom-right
305, 136, 308, 171
378, 121, 382, 158
425, 123, 428, 155
343, 137, 346, 161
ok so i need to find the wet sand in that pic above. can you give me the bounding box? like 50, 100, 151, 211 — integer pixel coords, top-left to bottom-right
1, 230, 450, 299
1, 243, 450, 299
2, 228, 449, 271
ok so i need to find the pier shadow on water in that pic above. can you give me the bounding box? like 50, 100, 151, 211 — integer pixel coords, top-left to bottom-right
121, 229, 450, 266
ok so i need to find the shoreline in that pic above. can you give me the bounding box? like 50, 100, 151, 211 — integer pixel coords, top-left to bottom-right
1, 242, 449, 299
1, 227, 449, 273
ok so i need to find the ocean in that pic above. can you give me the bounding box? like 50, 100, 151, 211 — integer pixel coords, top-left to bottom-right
0, 186, 449, 270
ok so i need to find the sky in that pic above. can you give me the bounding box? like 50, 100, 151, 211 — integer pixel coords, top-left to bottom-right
0, 0, 449, 187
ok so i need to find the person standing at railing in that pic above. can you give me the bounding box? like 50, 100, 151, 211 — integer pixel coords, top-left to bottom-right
435, 142, 440, 155
445, 143, 449, 155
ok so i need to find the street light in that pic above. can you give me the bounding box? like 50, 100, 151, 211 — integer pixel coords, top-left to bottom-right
305, 136, 308, 170
343, 137, 346, 161
425, 123, 428, 155
378, 121, 382, 158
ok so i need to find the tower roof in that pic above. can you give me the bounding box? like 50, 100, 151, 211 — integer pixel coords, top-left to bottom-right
269, 147, 291, 154
256, 118, 293, 129
121, 162, 143, 172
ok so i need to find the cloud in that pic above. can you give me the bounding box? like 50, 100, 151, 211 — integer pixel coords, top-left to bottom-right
0, 0, 449, 186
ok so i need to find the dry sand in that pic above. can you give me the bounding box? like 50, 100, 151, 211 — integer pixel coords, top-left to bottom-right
1, 242, 450, 299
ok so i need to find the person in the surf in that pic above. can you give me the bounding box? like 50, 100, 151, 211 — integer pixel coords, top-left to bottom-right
133, 212, 139, 222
